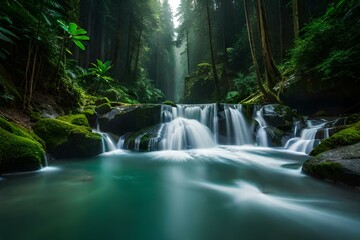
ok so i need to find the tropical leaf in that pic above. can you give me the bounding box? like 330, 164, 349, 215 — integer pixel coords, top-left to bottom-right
68, 22, 77, 34
73, 40, 85, 50
0, 32, 14, 43
73, 35, 90, 40
74, 29, 87, 35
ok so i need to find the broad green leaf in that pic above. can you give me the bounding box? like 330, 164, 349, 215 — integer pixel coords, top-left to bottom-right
73, 40, 85, 50
69, 23, 78, 34
57, 20, 68, 31
73, 35, 90, 40
0, 32, 14, 44
0, 27, 18, 39
74, 29, 87, 35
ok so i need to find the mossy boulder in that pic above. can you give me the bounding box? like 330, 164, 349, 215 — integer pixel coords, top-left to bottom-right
98, 104, 161, 136
82, 108, 97, 128
95, 97, 110, 106
310, 121, 360, 156
0, 117, 45, 173
95, 103, 112, 115
33, 118, 102, 159
57, 114, 90, 128
303, 143, 360, 186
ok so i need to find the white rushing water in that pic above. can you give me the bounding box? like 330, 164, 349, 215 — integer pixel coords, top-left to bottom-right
99, 104, 336, 154
285, 120, 329, 154
223, 104, 253, 145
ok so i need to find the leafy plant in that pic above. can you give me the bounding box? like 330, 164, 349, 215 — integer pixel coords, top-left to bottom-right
86, 60, 114, 94
57, 20, 90, 53
0, 16, 18, 59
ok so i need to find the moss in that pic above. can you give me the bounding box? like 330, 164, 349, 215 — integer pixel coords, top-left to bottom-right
0, 118, 45, 173
82, 108, 96, 127
303, 160, 343, 180
163, 100, 177, 107
310, 121, 360, 156
57, 114, 90, 128
95, 97, 110, 106
34, 118, 102, 158
95, 103, 112, 115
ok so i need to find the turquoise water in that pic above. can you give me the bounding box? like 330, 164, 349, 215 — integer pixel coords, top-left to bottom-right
1, 146, 360, 240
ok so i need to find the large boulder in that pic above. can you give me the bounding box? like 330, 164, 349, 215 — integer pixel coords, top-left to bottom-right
98, 104, 161, 136
303, 143, 360, 186
34, 118, 102, 159
310, 121, 360, 156
0, 117, 45, 173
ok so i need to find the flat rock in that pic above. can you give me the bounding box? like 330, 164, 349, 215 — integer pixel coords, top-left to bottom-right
302, 142, 360, 186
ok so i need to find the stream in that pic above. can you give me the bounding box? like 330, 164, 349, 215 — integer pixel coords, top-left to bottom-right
1, 146, 360, 240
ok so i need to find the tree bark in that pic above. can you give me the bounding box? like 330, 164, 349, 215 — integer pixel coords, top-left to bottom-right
292, 0, 300, 38
186, 29, 190, 75
206, 0, 219, 96
255, 0, 282, 92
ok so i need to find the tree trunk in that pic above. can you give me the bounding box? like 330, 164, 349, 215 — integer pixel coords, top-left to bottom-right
124, 17, 133, 81
243, 0, 269, 101
206, 0, 219, 96
279, 0, 283, 62
133, 30, 142, 80
186, 29, 190, 75
255, 0, 282, 94
292, 0, 300, 38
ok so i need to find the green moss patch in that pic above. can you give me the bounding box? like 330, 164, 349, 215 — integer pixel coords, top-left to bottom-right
34, 118, 102, 159
310, 121, 360, 156
95, 97, 110, 106
0, 117, 45, 173
95, 103, 112, 115
57, 114, 90, 128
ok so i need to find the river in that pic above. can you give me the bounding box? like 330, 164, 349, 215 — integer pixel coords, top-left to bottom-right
1, 146, 360, 240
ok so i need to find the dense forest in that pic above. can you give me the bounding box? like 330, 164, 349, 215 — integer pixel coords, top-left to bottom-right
0, 0, 358, 114
1, 1, 360, 239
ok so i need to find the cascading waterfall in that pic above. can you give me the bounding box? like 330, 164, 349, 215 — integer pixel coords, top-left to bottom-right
223, 104, 253, 145
285, 120, 329, 154
254, 108, 269, 147
94, 119, 118, 153
97, 103, 336, 154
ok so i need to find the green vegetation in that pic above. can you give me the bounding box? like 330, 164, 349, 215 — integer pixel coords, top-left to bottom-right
310, 121, 360, 156
33, 118, 102, 158
303, 160, 343, 180
57, 114, 90, 128
95, 103, 112, 115
0, 117, 45, 173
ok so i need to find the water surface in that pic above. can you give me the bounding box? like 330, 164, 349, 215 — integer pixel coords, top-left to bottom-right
1, 146, 360, 240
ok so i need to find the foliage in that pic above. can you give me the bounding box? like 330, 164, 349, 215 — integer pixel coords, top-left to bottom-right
57, 20, 89, 52
131, 68, 165, 103
232, 70, 258, 100
289, 0, 360, 83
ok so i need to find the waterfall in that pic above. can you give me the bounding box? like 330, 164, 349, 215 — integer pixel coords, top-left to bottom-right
254, 108, 269, 147
94, 119, 118, 153
285, 120, 329, 154
223, 104, 253, 145
159, 118, 216, 150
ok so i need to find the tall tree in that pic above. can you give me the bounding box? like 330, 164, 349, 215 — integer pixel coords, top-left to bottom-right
292, 0, 300, 38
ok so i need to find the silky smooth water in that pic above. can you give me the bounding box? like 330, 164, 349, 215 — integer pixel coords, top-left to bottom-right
1, 147, 360, 240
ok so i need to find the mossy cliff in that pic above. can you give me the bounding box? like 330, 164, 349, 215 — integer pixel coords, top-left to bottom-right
34, 118, 102, 159
0, 117, 45, 174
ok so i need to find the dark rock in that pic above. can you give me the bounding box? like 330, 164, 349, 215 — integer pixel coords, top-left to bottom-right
95, 103, 112, 115
95, 97, 110, 106
98, 104, 161, 136
303, 143, 360, 186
